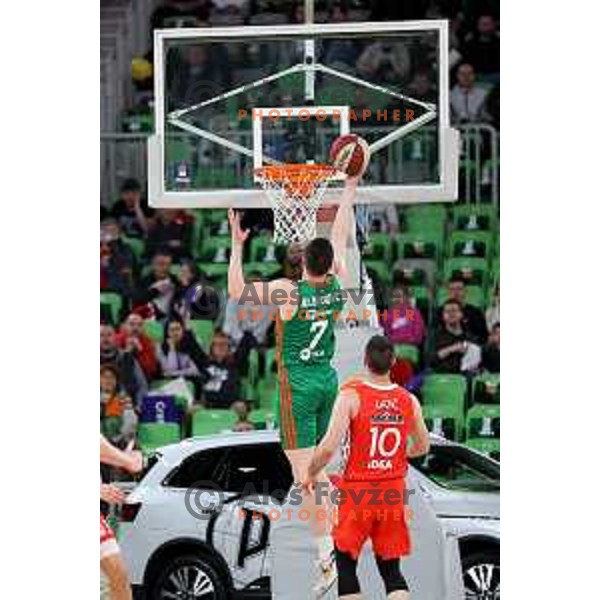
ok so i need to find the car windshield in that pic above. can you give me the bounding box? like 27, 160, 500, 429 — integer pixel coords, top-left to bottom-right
410, 444, 500, 492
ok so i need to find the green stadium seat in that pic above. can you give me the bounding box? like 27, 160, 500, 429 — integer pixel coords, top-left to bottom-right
192, 409, 237, 436
240, 377, 256, 402
365, 260, 390, 288
421, 374, 468, 438
197, 236, 231, 279
188, 319, 215, 350
422, 404, 459, 441
143, 320, 164, 343
394, 344, 419, 366
100, 292, 123, 325
396, 232, 443, 261
491, 257, 500, 287
443, 257, 489, 289
189, 210, 205, 258
256, 379, 278, 412
122, 236, 145, 261
198, 236, 231, 262
138, 422, 181, 452
466, 404, 500, 441
471, 373, 500, 405
408, 286, 430, 321
392, 258, 437, 289
250, 235, 280, 263
492, 234, 500, 259
452, 204, 498, 232
437, 285, 485, 309
403, 204, 447, 230
447, 231, 493, 259
363, 233, 392, 262
250, 408, 276, 430
203, 209, 228, 225
466, 437, 500, 461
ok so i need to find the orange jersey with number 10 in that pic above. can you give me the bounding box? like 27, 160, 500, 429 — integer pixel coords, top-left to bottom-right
341, 379, 415, 482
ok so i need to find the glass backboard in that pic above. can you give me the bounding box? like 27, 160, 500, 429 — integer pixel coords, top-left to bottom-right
149, 20, 459, 208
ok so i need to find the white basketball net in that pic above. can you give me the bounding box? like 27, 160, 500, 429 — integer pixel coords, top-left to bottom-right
255, 164, 338, 245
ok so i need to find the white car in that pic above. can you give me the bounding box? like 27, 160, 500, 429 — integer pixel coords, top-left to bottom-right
117, 431, 498, 599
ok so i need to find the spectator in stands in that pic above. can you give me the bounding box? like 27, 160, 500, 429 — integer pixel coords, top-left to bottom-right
232, 400, 255, 432
381, 285, 426, 347
223, 271, 274, 350
168, 45, 228, 110
407, 71, 436, 102
273, 242, 304, 281
192, 330, 257, 409
486, 283, 500, 331
450, 63, 489, 124
100, 365, 137, 445
357, 41, 411, 84
100, 324, 147, 404
431, 299, 480, 374
100, 218, 136, 299
462, 14, 500, 78
368, 204, 400, 234
482, 322, 500, 373
110, 178, 153, 238
172, 260, 222, 322
115, 313, 159, 380
157, 316, 202, 385
322, 3, 360, 69
145, 209, 193, 263
437, 276, 488, 345
132, 251, 178, 320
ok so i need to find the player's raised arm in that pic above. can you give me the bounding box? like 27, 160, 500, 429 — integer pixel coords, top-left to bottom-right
303, 386, 358, 486
330, 176, 358, 289
227, 209, 295, 308
407, 395, 431, 458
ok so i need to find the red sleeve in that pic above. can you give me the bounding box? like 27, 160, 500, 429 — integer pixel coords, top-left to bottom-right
137, 335, 158, 378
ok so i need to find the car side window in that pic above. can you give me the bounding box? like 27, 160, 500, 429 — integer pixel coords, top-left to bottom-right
163, 448, 227, 488
221, 443, 293, 501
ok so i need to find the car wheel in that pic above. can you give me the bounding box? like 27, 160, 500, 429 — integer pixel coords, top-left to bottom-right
150, 553, 227, 600
462, 551, 500, 600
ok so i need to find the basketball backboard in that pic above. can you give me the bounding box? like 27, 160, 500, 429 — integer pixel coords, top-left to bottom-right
148, 19, 459, 208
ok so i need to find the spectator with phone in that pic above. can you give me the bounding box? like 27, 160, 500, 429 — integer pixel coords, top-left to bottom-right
132, 251, 178, 320
115, 312, 159, 380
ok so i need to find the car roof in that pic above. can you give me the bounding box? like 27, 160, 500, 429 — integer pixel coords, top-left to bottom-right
155, 429, 281, 462
153, 430, 454, 460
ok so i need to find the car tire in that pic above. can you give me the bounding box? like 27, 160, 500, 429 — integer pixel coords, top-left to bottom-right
462, 550, 500, 600
150, 553, 228, 600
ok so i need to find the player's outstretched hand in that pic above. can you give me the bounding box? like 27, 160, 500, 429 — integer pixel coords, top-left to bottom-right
228, 209, 250, 245
124, 439, 144, 474
100, 483, 126, 505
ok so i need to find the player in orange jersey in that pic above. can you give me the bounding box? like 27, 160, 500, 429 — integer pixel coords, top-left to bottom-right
302, 335, 430, 599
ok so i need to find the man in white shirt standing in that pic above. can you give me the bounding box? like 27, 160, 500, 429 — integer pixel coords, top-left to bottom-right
450, 63, 489, 124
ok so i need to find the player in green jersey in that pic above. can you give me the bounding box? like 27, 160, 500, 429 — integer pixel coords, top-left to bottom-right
227, 177, 357, 468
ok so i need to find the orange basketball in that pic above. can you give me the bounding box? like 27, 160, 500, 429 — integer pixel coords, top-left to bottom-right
329, 134, 370, 177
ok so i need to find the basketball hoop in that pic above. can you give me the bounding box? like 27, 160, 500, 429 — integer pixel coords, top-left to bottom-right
255, 164, 339, 244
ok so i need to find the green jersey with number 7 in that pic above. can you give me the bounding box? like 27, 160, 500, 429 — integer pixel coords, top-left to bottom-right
276, 275, 345, 450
